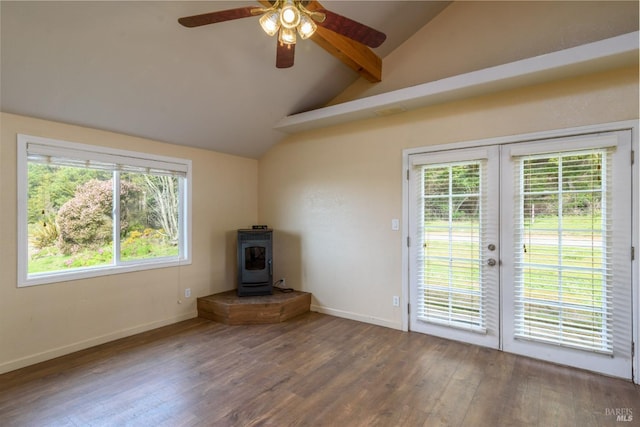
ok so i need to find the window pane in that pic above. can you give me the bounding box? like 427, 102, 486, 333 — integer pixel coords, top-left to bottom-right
27, 163, 113, 274
419, 161, 484, 330
119, 173, 180, 262
515, 150, 611, 353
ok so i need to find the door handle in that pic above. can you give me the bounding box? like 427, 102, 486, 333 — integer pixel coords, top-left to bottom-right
487, 258, 497, 267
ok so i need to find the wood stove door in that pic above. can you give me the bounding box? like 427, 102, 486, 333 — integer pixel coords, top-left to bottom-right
240, 240, 272, 284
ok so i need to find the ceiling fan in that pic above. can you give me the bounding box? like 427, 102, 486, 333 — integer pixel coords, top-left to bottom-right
178, 0, 386, 70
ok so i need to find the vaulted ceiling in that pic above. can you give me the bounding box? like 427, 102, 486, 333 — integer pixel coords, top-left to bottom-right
1, 1, 450, 158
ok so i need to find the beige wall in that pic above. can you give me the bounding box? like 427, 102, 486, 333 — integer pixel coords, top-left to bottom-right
331, 0, 639, 105
258, 0, 640, 329
0, 113, 258, 373
259, 66, 638, 329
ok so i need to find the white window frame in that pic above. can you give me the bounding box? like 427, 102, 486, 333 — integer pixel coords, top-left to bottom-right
17, 134, 192, 287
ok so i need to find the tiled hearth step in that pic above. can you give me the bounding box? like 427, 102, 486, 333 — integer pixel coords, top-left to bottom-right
197, 290, 311, 325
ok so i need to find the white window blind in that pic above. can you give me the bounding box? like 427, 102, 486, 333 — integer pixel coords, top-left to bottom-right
513, 148, 613, 353
414, 160, 488, 332
27, 142, 188, 177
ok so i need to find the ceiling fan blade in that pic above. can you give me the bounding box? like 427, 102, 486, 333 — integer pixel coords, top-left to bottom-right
276, 41, 295, 68
315, 9, 386, 48
178, 6, 262, 28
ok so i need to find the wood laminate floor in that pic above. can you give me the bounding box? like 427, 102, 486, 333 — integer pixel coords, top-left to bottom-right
0, 312, 638, 426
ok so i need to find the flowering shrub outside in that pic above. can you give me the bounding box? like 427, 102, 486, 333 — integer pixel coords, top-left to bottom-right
121, 228, 178, 261
56, 179, 138, 255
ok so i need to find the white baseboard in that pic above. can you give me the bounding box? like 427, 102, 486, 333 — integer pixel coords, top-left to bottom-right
310, 304, 402, 330
0, 312, 196, 374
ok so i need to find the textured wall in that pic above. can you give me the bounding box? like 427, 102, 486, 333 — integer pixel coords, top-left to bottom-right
0, 113, 258, 373
258, 0, 639, 329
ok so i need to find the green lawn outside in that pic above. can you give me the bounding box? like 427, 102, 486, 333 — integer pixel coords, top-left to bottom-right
420, 215, 607, 334
28, 227, 178, 274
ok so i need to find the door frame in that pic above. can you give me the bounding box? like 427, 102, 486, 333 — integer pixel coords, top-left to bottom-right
407, 146, 501, 349
401, 120, 639, 383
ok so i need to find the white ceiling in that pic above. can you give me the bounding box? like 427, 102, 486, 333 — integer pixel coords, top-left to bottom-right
1, 1, 449, 158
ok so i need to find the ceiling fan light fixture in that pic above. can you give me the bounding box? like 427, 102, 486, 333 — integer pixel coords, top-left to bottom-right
259, 10, 281, 36
278, 27, 297, 45
297, 14, 316, 39
280, 0, 300, 29
178, 1, 386, 72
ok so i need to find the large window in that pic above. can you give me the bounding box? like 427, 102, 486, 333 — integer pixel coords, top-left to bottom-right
17, 134, 191, 286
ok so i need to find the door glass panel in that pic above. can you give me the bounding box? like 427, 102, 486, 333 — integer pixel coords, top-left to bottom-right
419, 161, 485, 331
515, 149, 612, 353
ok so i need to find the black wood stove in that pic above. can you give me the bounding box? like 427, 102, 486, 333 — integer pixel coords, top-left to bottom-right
236, 229, 273, 296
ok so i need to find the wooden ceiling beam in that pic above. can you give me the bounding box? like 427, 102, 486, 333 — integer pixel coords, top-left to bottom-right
257, 0, 383, 82
309, 26, 382, 82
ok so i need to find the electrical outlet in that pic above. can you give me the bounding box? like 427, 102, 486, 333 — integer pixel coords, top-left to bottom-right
185, 288, 191, 298
392, 296, 400, 307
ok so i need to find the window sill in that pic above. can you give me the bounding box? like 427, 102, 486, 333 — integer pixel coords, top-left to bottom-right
19, 258, 191, 287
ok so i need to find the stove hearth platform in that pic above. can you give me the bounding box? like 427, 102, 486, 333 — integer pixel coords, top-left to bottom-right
197, 290, 311, 325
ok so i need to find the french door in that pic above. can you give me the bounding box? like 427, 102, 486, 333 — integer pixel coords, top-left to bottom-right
408, 130, 633, 379
408, 146, 501, 349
